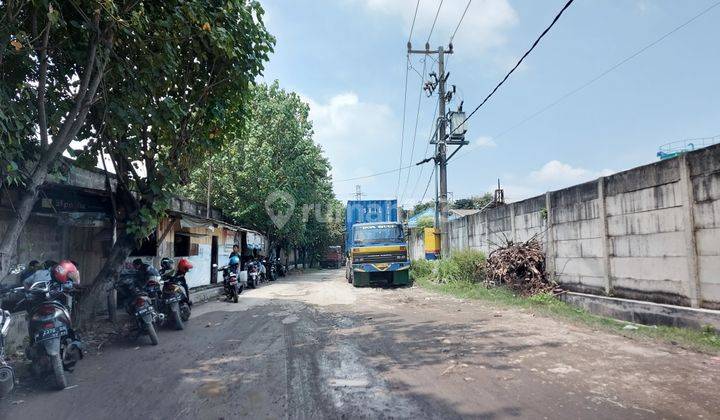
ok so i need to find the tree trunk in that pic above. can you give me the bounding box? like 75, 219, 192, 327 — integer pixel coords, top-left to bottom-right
0, 155, 55, 279
77, 232, 136, 325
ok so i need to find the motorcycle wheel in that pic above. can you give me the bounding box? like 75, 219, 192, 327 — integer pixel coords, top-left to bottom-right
233, 288, 239, 303
238, 284, 244, 294
249, 279, 256, 289
172, 309, 184, 330
180, 303, 191, 322
51, 354, 67, 390
146, 321, 159, 345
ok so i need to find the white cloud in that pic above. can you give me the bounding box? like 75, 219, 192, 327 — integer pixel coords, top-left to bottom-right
495, 160, 614, 202
301, 92, 399, 198
469, 135, 497, 149
351, 0, 518, 52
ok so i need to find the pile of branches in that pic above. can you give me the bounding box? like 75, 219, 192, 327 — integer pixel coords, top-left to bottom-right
486, 238, 554, 295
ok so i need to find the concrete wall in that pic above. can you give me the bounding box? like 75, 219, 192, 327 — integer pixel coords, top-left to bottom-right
421, 143, 720, 310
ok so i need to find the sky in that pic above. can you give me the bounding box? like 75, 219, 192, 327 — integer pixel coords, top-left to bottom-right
259, 0, 720, 207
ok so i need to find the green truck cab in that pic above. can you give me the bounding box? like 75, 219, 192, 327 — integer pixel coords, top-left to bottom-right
346, 222, 410, 287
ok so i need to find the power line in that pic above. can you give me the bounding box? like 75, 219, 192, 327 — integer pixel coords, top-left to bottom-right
400, 57, 428, 204
451, 0, 720, 164
445, 0, 576, 141
337, 164, 413, 183
449, 0, 472, 44
426, 0, 445, 44
408, 0, 421, 42
420, 164, 436, 203
340, 0, 576, 187
395, 56, 411, 197
405, 101, 438, 206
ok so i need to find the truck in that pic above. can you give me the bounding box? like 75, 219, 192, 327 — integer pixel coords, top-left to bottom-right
320, 245, 343, 269
345, 200, 410, 287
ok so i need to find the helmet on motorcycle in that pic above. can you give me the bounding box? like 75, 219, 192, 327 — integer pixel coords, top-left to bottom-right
177, 258, 193, 274
160, 257, 174, 271
52, 260, 80, 284
229, 255, 240, 266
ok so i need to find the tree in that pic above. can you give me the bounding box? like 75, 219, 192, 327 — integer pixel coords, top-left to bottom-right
0, 1, 139, 279
183, 82, 338, 264
413, 201, 435, 214
75, 0, 274, 316
416, 216, 434, 229
452, 193, 492, 210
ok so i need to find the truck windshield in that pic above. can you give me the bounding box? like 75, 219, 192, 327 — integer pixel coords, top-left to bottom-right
352, 224, 403, 245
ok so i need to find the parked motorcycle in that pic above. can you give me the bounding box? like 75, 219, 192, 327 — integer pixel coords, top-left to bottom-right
220, 265, 243, 303
160, 275, 192, 329
257, 258, 267, 283
146, 274, 189, 331
115, 274, 161, 345
276, 258, 287, 277
21, 279, 84, 390
246, 261, 260, 289
0, 309, 15, 396
265, 259, 277, 282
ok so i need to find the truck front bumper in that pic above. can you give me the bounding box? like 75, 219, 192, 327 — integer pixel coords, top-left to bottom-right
351, 262, 410, 287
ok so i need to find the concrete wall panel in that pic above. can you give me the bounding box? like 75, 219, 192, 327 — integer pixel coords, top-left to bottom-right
696, 228, 720, 256
610, 231, 686, 258
605, 182, 681, 216
606, 207, 683, 236
693, 200, 720, 229
555, 257, 604, 278
553, 219, 601, 241
610, 257, 687, 283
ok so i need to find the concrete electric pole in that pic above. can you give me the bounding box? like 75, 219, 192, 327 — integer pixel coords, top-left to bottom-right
409, 42, 456, 257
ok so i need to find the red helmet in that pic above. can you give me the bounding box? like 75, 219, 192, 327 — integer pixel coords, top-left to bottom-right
52, 260, 80, 284
177, 258, 193, 274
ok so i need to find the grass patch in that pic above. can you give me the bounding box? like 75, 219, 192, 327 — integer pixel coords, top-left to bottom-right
413, 265, 720, 354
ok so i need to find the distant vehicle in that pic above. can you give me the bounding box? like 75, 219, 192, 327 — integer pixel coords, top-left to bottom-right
345, 200, 410, 287
320, 246, 343, 269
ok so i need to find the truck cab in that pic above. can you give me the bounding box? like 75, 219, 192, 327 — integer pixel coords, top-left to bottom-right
346, 222, 410, 287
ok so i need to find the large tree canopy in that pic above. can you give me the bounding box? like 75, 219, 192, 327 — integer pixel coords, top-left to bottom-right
71, 0, 274, 317
0, 0, 138, 277
183, 82, 341, 261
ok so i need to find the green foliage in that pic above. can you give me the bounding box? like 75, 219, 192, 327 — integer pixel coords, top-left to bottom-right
451, 249, 486, 282
412, 201, 434, 214
0, 1, 129, 187
80, 0, 274, 240
452, 193, 492, 210
409, 250, 486, 284
416, 216, 434, 229
182, 81, 337, 257
528, 292, 556, 305
410, 259, 434, 281
540, 207, 548, 220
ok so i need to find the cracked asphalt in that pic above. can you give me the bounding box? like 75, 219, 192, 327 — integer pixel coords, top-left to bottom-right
2, 269, 718, 419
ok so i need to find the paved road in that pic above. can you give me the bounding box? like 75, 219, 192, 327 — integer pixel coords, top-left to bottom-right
2, 269, 718, 419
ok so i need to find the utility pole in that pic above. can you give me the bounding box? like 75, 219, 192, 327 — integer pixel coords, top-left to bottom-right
437, 46, 449, 258
355, 185, 364, 201
206, 161, 212, 218
409, 42, 454, 257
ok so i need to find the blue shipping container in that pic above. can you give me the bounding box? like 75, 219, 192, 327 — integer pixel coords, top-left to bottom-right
345, 200, 398, 252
